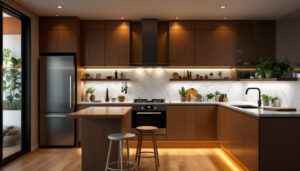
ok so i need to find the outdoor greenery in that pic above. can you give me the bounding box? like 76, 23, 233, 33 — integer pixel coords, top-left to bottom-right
2, 48, 22, 110
256, 59, 293, 78
179, 87, 187, 96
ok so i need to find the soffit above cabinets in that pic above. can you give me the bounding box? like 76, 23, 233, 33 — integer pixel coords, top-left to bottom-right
13, 0, 300, 20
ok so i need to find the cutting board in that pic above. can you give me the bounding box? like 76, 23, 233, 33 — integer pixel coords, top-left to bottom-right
186, 88, 198, 101
263, 107, 297, 111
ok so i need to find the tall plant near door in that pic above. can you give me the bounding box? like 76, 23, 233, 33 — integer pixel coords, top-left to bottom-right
2, 48, 22, 110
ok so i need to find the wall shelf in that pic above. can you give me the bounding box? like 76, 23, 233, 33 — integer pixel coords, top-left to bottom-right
169, 78, 235, 81
81, 79, 130, 81
238, 78, 298, 81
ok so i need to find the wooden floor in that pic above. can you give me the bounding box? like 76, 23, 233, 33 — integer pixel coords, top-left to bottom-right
0, 148, 245, 171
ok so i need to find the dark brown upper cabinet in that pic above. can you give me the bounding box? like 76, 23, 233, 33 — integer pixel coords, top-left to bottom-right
196, 21, 212, 66
39, 17, 79, 54
211, 22, 237, 66
104, 21, 130, 66
80, 21, 130, 66
80, 21, 105, 66
169, 21, 196, 66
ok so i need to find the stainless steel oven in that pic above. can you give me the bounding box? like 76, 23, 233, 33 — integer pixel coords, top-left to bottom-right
132, 105, 166, 135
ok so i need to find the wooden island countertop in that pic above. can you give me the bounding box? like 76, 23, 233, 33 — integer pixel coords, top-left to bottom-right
67, 106, 132, 119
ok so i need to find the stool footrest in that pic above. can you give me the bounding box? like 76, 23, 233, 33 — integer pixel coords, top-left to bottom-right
107, 161, 136, 171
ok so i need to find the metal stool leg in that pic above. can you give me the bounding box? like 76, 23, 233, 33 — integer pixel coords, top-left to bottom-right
152, 132, 159, 170
119, 140, 123, 170
137, 131, 143, 167
153, 133, 160, 167
106, 140, 113, 171
135, 132, 141, 161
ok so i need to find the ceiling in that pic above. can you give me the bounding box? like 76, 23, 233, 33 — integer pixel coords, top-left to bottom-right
13, 0, 300, 20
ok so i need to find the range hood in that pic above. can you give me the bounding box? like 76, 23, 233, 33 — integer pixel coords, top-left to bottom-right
132, 19, 169, 66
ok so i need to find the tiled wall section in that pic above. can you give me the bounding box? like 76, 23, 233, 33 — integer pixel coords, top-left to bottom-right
84, 68, 300, 109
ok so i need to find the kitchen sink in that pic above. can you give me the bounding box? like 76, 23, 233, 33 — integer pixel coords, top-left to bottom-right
231, 105, 259, 109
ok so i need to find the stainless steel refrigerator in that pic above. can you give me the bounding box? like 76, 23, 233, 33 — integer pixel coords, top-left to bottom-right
39, 54, 76, 147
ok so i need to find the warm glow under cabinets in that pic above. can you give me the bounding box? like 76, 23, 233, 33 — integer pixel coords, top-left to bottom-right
84, 67, 233, 72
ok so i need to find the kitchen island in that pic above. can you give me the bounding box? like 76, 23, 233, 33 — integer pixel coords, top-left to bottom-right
67, 106, 132, 171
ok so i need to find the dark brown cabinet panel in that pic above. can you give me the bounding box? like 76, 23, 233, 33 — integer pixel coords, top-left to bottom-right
167, 106, 197, 141
80, 28, 105, 66
39, 17, 79, 53
169, 21, 196, 66
211, 23, 237, 66
104, 22, 130, 66
196, 106, 216, 141
217, 106, 258, 171
196, 29, 211, 66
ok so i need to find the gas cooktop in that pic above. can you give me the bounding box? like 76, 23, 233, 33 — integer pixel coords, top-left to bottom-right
134, 99, 165, 103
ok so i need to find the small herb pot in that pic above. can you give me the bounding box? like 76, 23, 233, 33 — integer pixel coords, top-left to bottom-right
271, 100, 279, 107
90, 95, 95, 102
180, 96, 186, 102
263, 100, 270, 106
118, 97, 125, 102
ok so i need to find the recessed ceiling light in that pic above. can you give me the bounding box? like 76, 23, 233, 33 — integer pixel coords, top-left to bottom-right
56, 4, 63, 9
224, 17, 228, 20
121, 17, 124, 20
219, 5, 226, 9
175, 17, 179, 20
55, 14, 59, 16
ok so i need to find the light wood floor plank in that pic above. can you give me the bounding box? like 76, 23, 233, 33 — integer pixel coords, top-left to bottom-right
0, 148, 245, 171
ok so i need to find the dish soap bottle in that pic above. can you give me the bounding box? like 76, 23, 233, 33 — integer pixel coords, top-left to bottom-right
105, 88, 109, 102
223, 94, 229, 102
115, 70, 118, 79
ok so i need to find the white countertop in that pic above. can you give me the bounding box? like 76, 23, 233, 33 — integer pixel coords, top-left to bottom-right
77, 101, 300, 118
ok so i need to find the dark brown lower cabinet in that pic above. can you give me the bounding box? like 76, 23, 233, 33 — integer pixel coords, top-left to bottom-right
217, 106, 258, 171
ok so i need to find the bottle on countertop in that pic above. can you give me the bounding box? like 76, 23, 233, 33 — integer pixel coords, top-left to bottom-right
105, 88, 109, 102
223, 94, 229, 102
115, 70, 118, 79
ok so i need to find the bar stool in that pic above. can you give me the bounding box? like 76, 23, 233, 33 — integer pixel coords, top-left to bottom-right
135, 126, 160, 170
106, 133, 136, 171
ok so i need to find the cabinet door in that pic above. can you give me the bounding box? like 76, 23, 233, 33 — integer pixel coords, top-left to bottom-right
196, 29, 211, 66
169, 22, 195, 66
196, 106, 216, 141
167, 106, 197, 141
39, 29, 59, 53
80, 29, 105, 66
59, 29, 77, 52
211, 23, 237, 66
105, 29, 130, 66
217, 107, 231, 150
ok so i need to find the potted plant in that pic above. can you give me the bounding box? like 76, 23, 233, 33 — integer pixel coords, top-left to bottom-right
250, 72, 255, 79
265, 70, 272, 78
120, 72, 126, 79
270, 96, 279, 107
206, 93, 215, 102
261, 94, 270, 106
215, 91, 221, 102
118, 95, 126, 102
86, 87, 96, 102
217, 71, 223, 79
209, 72, 214, 79
84, 72, 91, 79
179, 87, 187, 102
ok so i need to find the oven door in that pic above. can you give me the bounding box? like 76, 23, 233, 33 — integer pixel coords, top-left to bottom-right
132, 110, 166, 134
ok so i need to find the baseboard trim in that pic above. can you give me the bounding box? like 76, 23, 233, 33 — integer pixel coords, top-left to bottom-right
31, 144, 39, 152
128, 141, 220, 148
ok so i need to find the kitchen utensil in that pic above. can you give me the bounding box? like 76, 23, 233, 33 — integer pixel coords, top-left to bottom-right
263, 107, 296, 111
186, 88, 198, 101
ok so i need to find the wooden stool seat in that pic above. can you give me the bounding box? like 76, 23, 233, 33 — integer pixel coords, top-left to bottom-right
136, 126, 158, 131
108, 133, 136, 141
135, 126, 160, 171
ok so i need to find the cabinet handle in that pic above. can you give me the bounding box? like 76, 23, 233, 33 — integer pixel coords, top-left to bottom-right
69, 75, 72, 109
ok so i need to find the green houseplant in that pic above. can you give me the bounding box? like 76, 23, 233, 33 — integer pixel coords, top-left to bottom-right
179, 87, 187, 102
118, 95, 125, 102
2, 48, 22, 110
261, 94, 270, 106
86, 87, 96, 102
215, 91, 221, 102
256, 59, 293, 78
270, 96, 279, 107
206, 93, 215, 102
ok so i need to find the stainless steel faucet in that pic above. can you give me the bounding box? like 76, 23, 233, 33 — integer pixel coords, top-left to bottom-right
245, 87, 262, 108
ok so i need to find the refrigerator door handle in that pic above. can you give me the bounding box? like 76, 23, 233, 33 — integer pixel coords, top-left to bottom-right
45, 115, 66, 118
69, 75, 72, 109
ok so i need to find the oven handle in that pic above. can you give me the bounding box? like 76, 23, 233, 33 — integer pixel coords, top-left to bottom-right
136, 112, 162, 115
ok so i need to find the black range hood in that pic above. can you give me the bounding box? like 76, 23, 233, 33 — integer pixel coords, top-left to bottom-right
131, 19, 169, 66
